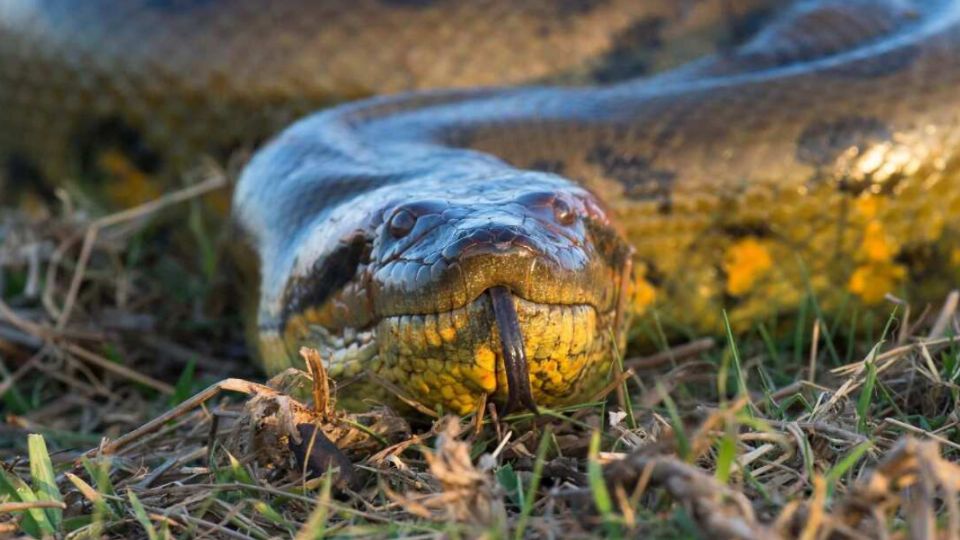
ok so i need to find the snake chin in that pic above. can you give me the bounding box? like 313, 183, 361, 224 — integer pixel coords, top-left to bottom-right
300, 287, 623, 415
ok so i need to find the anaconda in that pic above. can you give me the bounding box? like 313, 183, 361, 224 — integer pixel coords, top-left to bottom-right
3, 0, 960, 414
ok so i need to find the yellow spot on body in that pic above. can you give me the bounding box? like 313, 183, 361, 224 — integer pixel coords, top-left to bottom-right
559, 354, 582, 379
951, 248, 960, 268
855, 193, 882, 220
859, 221, 898, 262
541, 359, 563, 386
632, 274, 657, 312
439, 326, 456, 342
424, 322, 442, 348
723, 238, 773, 296
848, 262, 906, 304
470, 346, 498, 393
474, 346, 496, 372
478, 369, 497, 393
415, 377, 430, 395
98, 150, 160, 206
452, 400, 473, 416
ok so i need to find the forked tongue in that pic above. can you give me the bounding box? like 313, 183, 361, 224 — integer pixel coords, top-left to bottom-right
487, 286, 539, 415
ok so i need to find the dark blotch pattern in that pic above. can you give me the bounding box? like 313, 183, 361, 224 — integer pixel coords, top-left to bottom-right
75, 117, 162, 182
280, 235, 371, 327
144, 0, 215, 11
729, 0, 919, 74
586, 144, 675, 212
637, 258, 665, 287
797, 116, 891, 168
796, 116, 896, 193
590, 17, 665, 83
555, 0, 610, 18
527, 159, 566, 175
4, 154, 42, 183
723, 5, 779, 48
720, 222, 774, 239
3, 154, 55, 203
377, 0, 440, 8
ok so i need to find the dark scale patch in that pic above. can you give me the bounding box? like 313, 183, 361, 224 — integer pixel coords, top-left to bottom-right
75, 117, 162, 182
719, 222, 774, 239
555, 0, 610, 18
144, 0, 215, 11
527, 159, 566, 175
895, 243, 948, 283
637, 259, 665, 287
586, 144, 675, 213
280, 235, 372, 328
723, 4, 780, 48
584, 217, 634, 277
796, 116, 894, 194
377, 0, 441, 8
729, 0, 920, 74
3, 154, 56, 204
590, 17, 666, 83
797, 116, 891, 167
444, 127, 475, 149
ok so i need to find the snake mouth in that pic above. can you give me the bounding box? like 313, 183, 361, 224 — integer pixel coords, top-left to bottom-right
487, 286, 539, 415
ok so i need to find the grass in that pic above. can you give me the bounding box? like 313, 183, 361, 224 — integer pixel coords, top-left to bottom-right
2, 182, 960, 538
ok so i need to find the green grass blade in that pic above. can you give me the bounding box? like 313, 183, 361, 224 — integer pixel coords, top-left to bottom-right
496, 463, 523, 509
128, 489, 159, 540
226, 451, 256, 486
0, 469, 51, 537
857, 347, 880, 434
170, 357, 197, 406
826, 442, 872, 492
514, 428, 551, 540
658, 384, 690, 461
28, 433, 62, 530
81, 457, 117, 497
252, 499, 288, 529
715, 426, 738, 484
587, 431, 621, 540
296, 472, 334, 540
722, 310, 748, 400
610, 330, 637, 430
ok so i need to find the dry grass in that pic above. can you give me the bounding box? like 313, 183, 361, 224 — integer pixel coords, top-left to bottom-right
2, 180, 960, 539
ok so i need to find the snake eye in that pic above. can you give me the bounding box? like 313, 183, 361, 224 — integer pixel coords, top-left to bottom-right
388, 208, 417, 238
553, 199, 576, 226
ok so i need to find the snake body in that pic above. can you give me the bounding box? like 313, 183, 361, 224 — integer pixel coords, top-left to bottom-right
4, 0, 960, 413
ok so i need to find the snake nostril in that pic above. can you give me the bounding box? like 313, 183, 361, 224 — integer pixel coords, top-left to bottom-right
553, 198, 576, 226
388, 208, 417, 238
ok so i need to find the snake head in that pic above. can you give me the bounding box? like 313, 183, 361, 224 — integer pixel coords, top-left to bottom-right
354, 173, 633, 413
269, 169, 633, 415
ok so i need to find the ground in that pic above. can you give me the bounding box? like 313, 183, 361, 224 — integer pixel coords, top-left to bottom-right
1, 176, 960, 539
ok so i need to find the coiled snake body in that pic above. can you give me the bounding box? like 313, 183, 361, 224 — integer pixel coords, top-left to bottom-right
3, 0, 960, 413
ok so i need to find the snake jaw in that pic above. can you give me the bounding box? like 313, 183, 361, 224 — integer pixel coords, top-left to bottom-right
488, 286, 539, 415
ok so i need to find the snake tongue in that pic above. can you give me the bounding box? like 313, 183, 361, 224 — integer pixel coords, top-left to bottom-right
488, 286, 539, 415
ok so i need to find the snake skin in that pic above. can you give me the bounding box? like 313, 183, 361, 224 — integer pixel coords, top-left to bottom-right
4, 0, 960, 412
0, 0, 775, 204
